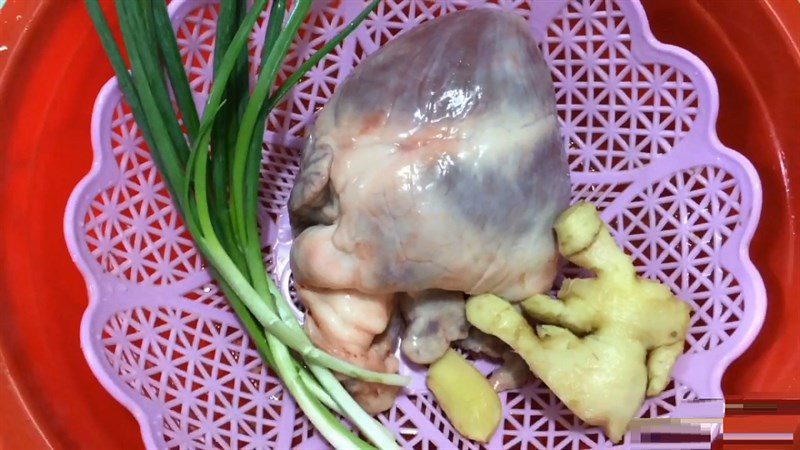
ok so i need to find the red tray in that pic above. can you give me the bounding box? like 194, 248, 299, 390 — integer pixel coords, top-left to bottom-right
1, 0, 798, 448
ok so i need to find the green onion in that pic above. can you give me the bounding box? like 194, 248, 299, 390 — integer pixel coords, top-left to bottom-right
115, 0, 190, 166
151, 0, 200, 143
84, 0, 403, 448
208, 0, 249, 263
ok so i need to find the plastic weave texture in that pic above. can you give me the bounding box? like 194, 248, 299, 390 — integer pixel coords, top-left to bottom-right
64, 0, 766, 448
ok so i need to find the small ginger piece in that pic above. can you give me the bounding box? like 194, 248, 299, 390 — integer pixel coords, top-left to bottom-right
427, 349, 502, 443
466, 202, 691, 442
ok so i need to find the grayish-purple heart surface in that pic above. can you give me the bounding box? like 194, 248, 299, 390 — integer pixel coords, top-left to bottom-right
288, 8, 570, 412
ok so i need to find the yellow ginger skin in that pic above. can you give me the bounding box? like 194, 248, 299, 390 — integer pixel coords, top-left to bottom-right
426, 349, 502, 443
466, 202, 691, 442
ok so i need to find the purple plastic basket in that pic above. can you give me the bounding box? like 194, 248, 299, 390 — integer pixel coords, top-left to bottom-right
64, 0, 766, 448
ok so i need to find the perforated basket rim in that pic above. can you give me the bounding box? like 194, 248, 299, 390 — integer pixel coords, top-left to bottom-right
63, 0, 767, 448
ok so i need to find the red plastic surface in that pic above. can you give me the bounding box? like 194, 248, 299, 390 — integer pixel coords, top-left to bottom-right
0, 0, 797, 448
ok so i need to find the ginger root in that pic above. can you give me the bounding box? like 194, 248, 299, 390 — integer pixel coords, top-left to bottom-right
466, 202, 691, 442
427, 349, 502, 443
